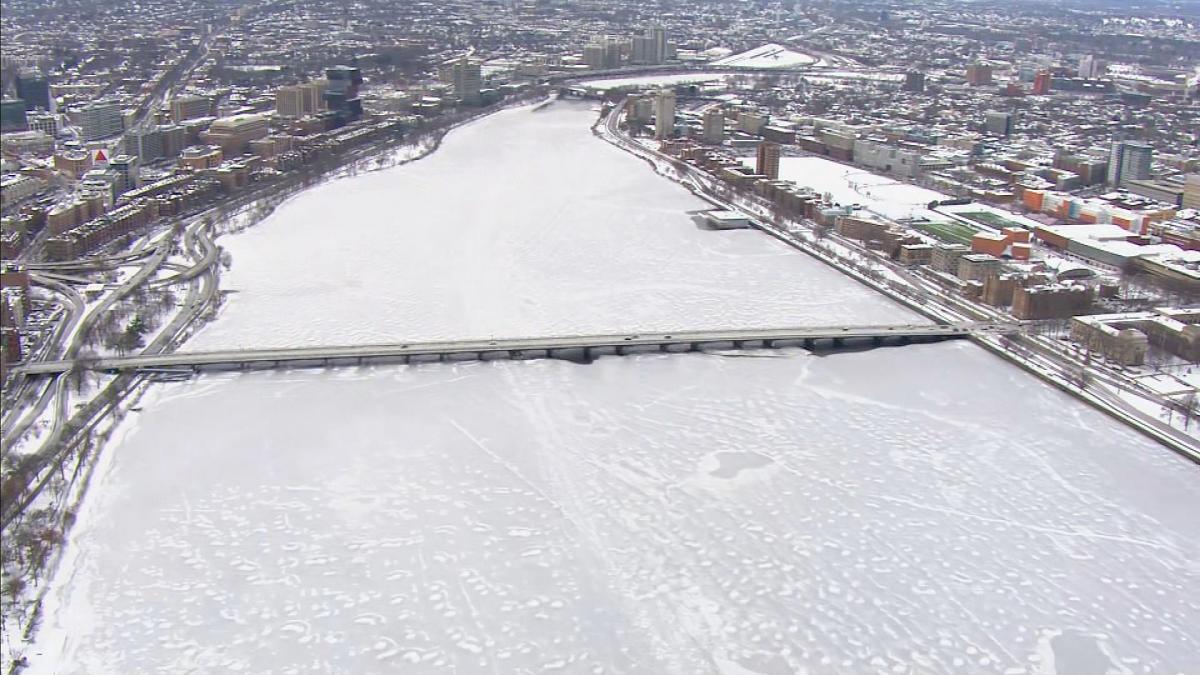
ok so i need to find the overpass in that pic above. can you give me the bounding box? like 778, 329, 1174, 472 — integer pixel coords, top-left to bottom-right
14, 323, 1015, 377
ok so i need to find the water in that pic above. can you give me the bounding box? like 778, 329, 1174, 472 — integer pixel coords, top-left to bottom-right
28, 102, 1200, 675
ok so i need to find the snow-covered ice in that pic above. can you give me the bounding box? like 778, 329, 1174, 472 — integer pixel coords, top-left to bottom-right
25, 101, 1200, 675
186, 103, 916, 351
30, 345, 1200, 674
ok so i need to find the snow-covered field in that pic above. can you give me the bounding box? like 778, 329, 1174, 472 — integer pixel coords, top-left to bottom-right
185, 103, 916, 351
579, 72, 729, 90
26, 101, 1200, 675
750, 156, 948, 222
713, 44, 817, 69
31, 345, 1200, 674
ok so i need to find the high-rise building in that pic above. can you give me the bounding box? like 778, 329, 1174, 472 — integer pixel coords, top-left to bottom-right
1078, 54, 1101, 79
756, 141, 780, 180
902, 71, 926, 93
0, 98, 27, 131
15, 73, 51, 111
966, 63, 993, 86
1107, 141, 1153, 187
985, 111, 1013, 137
108, 154, 140, 193
324, 66, 364, 122
126, 127, 163, 163
1184, 173, 1200, 210
71, 100, 124, 141
300, 81, 326, 113
702, 107, 725, 144
170, 95, 213, 122
1032, 71, 1052, 95
583, 43, 606, 69
654, 88, 675, 140
444, 57, 482, 106
648, 26, 668, 64
631, 36, 654, 65
276, 85, 307, 118
157, 123, 187, 159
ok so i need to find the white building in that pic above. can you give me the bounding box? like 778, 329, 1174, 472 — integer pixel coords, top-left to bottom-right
654, 88, 675, 140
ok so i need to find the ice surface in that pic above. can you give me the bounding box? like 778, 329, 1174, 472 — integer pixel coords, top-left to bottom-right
31, 345, 1200, 674
185, 103, 917, 351
27, 101, 1200, 675
580, 73, 729, 89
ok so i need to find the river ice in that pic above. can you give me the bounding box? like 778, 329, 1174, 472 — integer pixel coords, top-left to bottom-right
26, 102, 1200, 674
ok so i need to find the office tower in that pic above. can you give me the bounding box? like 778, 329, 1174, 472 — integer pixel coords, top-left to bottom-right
170, 95, 213, 122
966, 63, 993, 86
654, 88, 675, 140
300, 81, 326, 112
583, 43, 606, 69
451, 57, 482, 106
0, 98, 27, 131
756, 141, 780, 180
902, 71, 926, 93
1078, 55, 1101, 79
108, 154, 140, 193
156, 123, 187, 159
649, 26, 667, 64
276, 85, 306, 118
985, 111, 1013, 137
72, 100, 124, 140
631, 36, 654, 65
324, 66, 364, 121
15, 72, 51, 111
1032, 71, 1052, 95
126, 127, 163, 162
702, 107, 725, 144
1107, 141, 1153, 187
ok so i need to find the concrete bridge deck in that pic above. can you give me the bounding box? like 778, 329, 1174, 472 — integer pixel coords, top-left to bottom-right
13, 323, 1016, 376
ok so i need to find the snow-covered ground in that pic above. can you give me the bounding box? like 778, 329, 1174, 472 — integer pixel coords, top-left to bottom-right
712, 44, 817, 69
25, 101, 1200, 675
30, 345, 1200, 674
579, 72, 729, 90
747, 156, 948, 222
185, 103, 916, 351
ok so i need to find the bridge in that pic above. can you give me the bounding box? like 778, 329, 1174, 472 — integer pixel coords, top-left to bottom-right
14, 323, 1015, 377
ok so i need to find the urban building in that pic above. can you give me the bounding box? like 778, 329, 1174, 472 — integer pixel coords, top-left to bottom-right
1, 99, 28, 131
71, 100, 124, 140
26, 111, 58, 136
957, 253, 1001, 282
930, 243, 970, 274
276, 85, 307, 118
903, 71, 926, 93
654, 89, 675, 140
108, 155, 140, 194
179, 145, 224, 171
126, 127, 163, 163
1107, 141, 1153, 187
1032, 70, 1052, 95
201, 114, 269, 155
1183, 173, 1200, 211
756, 141, 780, 180
444, 57, 482, 106
1013, 284, 1092, 320
702, 108, 725, 145
324, 66, 363, 122
15, 72, 51, 111
170, 95, 213, 122
985, 111, 1014, 137
966, 63, 993, 86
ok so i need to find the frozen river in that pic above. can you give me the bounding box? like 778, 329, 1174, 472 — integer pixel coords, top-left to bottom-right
29, 102, 1200, 674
